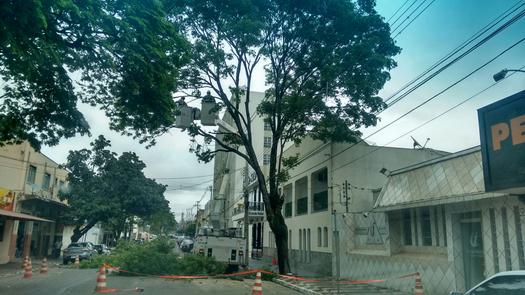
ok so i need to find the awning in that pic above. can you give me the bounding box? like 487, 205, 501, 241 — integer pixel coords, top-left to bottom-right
0, 209, 54, 222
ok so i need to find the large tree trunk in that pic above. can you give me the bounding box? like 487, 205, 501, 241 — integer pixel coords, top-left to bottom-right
269, 210, 290, 274
70, 220, 97, 243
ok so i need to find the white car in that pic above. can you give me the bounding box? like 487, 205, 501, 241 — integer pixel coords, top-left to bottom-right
449, 271, 525, 295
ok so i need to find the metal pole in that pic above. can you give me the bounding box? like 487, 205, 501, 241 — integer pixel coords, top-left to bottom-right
333, 210, 340, 294
244, 191, 249, 266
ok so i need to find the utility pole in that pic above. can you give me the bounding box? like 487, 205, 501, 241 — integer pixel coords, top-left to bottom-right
343, 180, 349, 213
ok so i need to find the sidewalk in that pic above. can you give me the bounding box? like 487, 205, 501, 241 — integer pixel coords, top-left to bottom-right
273, 276, 411, 294
0, 257, 61, 278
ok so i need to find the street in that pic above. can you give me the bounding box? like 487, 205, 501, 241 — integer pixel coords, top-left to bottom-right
0, 268, 300, 295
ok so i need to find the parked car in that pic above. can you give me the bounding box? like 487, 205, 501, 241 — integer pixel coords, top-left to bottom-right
449, 271, 525, 295
62, 242, 97, 264
180, 239, 194, 252
93, 244, 111, 255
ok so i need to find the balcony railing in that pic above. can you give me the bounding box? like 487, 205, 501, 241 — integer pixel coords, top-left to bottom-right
232, 202, 264, 216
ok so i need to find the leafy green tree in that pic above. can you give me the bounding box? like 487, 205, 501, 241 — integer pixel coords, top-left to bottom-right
162, 0, 399, 273
0, 0, 188, 149
142, 200, 178, 235
62, 135, 167, 242
2, 0, 399, 273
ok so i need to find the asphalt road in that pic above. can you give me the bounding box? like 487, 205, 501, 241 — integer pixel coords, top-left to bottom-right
0, 268, 299, 295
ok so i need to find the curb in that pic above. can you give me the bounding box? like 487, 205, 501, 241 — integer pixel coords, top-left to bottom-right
272, 278, 322, 295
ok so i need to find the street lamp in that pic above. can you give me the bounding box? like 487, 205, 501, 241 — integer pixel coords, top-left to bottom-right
493, 68, 525, 82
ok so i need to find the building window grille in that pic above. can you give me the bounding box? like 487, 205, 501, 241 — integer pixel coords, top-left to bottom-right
42, 173, 51, 190
264, 137, 272, 148
323, 227, 328, 247
402, 210, 413, 245
27, 165, 37, 184
421, 208, 432, 246
263, 154, 270, 165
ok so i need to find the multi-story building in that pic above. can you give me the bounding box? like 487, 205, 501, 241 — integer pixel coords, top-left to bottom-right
262, 136, 447, 276
0, 141, 71, 264
210, 91, 269, 258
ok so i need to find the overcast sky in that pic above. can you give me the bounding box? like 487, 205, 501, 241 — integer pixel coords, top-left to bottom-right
41, 0, 525, 221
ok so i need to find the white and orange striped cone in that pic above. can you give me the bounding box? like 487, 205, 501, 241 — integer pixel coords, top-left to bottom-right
414, 272, 424, 295
22, 256, 28, 269
40, 257, 48, 274
252, 271, 263, 295
23, 257, 32, 279
95, 265, 108, 292
74, 255, 80, 268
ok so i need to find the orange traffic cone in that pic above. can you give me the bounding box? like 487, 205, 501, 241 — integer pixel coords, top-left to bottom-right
22, 256, 28, 269
23, 257, 32, 279
40, 257, 48, 274
414, 272, 424, 295
95, 265, 108, 292
252, 271, 263, 295
74, 255, 80, 268
271, 257, 277, 265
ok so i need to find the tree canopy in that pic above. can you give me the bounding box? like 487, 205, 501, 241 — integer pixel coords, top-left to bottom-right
1, 0, 399, 273
62, 135, 168, 242
0, 0, 188, 149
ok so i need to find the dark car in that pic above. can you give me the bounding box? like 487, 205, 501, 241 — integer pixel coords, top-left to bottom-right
94, 244, 111, 255
180, 239, 194, 252
62, 242, 97, 264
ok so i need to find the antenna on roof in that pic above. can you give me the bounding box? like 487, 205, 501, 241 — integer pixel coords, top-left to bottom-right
411, 136, 422, 149
422, 138, 430, 148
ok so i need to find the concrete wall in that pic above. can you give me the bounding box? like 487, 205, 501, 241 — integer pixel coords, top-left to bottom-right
0, 220, 14, 264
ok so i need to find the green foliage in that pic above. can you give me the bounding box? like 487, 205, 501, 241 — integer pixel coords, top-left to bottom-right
81, 238, 227, 276
0, 0, 188, 149
183, 223, 197, 237
62, 135, 168, 242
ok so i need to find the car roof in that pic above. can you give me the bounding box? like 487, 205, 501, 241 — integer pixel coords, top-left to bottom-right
490, 270, 525, 277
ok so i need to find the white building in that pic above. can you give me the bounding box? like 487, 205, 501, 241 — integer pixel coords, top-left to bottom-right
336, 146, 525, 294
262, 136, 446, 276
210, 91, 270, 258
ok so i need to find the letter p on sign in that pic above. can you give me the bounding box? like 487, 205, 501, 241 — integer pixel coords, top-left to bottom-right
492, 122, 510, 151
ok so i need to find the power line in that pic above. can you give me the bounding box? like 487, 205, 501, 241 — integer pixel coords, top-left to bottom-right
333, 64, 525, 173
390, 0, 419, 28
391, 0, 431, 35
392, 0, 437, 39
283, 36, 525, 179
384, 0, 524, 104
387, 0, 412, 23
386, 7, 525, 109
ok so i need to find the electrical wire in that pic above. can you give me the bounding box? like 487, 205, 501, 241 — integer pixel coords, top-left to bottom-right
386, 7, 525, 109
392, 0, 437, 39
280, 36, 525, 179
387, 0, 412, 23
384, 0, 524, 104
390, 0, 419, 28
391, 0, 431, 35
333, 64, 525, 173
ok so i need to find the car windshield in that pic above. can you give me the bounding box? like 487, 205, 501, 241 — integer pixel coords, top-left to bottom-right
2, 2, 524, 295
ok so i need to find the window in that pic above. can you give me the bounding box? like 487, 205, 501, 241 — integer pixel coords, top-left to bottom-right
421, 208, 432, 246
207, 248, 213, 257
283, 184, 292, 217
307, 229, 311, 262
230, 249, 237, 261
312, 168, 328, 212
402, 210, 413, 245
313, 191, 328, 211
27, 165, 36, 184
263, 154, 270, 165
0, 220, 4, 242
42, 173, 51, 190
323, 227, 328, 247
299, 230, 302, 256
317, 227, 322, 247
288, 230, 292, 248
263, 137, 270, 148
264, 121, 271, 131
295, 177, 308, 215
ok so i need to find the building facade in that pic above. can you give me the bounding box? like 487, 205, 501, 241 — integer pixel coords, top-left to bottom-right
0, 141, 71, 263
209, 91, 269, 259
262, 136, 446, 276
335, 146, 525, 294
